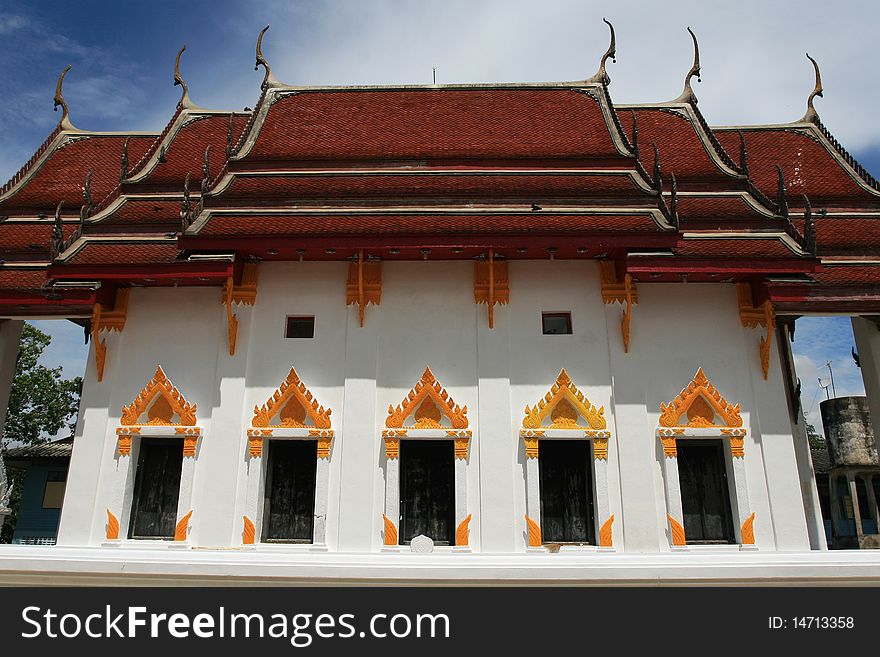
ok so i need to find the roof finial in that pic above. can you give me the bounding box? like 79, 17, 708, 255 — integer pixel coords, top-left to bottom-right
802, 194, 817, 255
53, 65, 75, 130
585, 18, 616, 85
674, 27, 701, 105
80, 170, 93, 223
776, 165, 789, 219
255, 25, 280, 90
738, 130, 749, 176
174, 45, 194, 109
202, 145, 211, 195
801, 53, 823, 125
652, 142, 663, 192
51, 201, 64, 257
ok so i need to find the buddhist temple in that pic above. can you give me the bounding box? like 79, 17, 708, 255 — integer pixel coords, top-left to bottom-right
1, 23, 879, 584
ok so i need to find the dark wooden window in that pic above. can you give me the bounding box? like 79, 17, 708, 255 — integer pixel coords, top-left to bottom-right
677, 440, 735, 544
542, 312, 572, 335
539, 440, 595, 543
262, 440, 317, 542
128, 438, 183, 540
400, 440, 454, 545
285, 316, 315, 339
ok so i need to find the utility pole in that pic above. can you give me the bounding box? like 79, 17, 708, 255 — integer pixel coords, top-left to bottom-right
826, 361, 836, 398
819, 377, 831, 400
432, 67, 437, 85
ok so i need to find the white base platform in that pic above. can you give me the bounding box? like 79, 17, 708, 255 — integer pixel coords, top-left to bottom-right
0, 546, 879, 585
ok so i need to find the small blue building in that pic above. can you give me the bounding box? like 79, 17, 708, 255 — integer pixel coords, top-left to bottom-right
4, 438, 72, 545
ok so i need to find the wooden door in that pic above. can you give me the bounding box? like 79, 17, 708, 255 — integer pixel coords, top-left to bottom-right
677, 440, 735, 543
128, 438, 183, 540
539, 440, 595, 543
262, 440, 317, 542
400, 440, 455, 545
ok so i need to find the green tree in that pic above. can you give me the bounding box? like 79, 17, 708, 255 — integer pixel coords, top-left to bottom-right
3, 323, 82, 446
1, 323, 82, 542
805, 421, 826, 449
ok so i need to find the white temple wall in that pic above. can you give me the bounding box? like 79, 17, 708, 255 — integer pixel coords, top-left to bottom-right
55, 263, 811, 553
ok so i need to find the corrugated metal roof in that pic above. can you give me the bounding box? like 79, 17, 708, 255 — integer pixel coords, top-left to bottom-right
4, 437, 73, 460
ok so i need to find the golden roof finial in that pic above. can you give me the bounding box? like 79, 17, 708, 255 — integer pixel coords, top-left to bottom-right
585, 18, 616, 85
801, 53, 823, 125
255, 25, 280, 90
53, 65, 76, 130
174, 45, 194, 109
674, 27, 701, 105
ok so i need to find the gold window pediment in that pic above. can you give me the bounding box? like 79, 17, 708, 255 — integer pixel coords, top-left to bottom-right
252, 367, 332, 429
120, 366, 197, 426
386, 367, 468, 429
522, 369, 606, 430
659, 367, 742, 428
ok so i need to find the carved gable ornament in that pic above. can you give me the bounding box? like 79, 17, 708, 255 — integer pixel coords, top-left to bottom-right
659, 367, 742, 428
386, 367, 468, 429
120, 366, 197, 426
252, 367, 332, 429
523, 369, 606, 430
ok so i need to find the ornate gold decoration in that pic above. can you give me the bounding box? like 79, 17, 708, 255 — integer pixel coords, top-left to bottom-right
599, 515, 614, 547
117, 435, 132, 456
121, 366, 197, 426
523, 369, 606, 430
317, 436, 332, 459
386, 367, 468, 429
474, 249, 509, 330
737, 284, 776, 381
660, 434, 677, 458
384, 436, 400, 459
174, 510, 193, 542
598, 260, 639, 304
759, 301, 775, 381
252, 367, 332, 429
53, 65, 75, 131
182, 435, 198, 457
593, 435, 609, 460
346, 250, 381, 327
585, 18, 616, 85
741, 512, 756, 545
414, 398, 442, 429
456, 514, 472, 547
91, 288, 130, 383
667, 514, 686, 546
454, 435, 469, 460
659, 368, 742, 428
383, 514, 398, 546
223, 276, 238, 356
737, 283, 767, 328
730, 435, 745, 458
106, 509, 119, 540
248, 435, 263, 457
621, 273, 634, 353
802, 53, 823, 125
524, 436, 539, 459
243, 515, 255, 545
525, 515, 542, 547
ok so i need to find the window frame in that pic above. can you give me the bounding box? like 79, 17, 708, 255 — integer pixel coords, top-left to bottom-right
541, 311, 573, 336
284, 315, 315, 339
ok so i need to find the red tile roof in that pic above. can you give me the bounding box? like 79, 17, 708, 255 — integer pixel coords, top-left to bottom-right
716, 127, 880, 206
247, 89, 622, 162
63, 241, 181, 266
619, 108, 734, 182
213, 172, 649, 201
138, 114, 250, 187
197, 212, 661, 236
0, 135, 153, 217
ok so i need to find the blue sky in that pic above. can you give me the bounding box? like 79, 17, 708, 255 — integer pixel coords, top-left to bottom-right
1, 1, 876, 436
